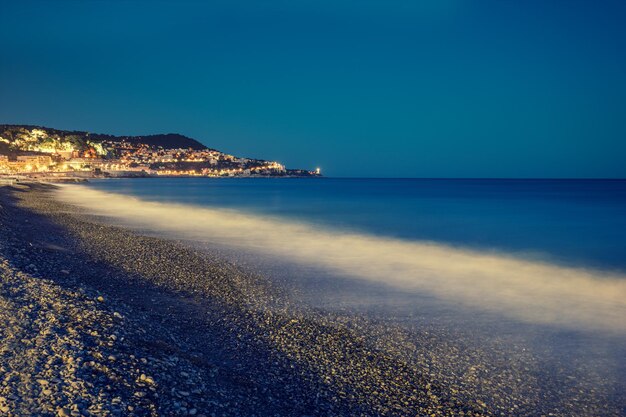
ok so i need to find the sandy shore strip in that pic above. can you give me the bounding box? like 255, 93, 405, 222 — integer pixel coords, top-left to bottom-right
0, 183, 623, 416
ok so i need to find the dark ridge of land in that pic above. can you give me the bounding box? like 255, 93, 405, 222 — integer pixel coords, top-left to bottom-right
0, 184, 622, 416
0, 125, 208, 151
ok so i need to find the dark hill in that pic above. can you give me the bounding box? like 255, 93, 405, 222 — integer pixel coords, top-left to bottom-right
0, 125, 208, 150
89, 133, 208, 150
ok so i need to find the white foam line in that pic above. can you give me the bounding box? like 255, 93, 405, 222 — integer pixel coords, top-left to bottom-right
56, 184, 626, 334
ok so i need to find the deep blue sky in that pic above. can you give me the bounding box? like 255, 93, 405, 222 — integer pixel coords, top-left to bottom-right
1, 0, 625, 177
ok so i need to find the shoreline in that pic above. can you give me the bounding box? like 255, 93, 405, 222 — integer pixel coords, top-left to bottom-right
0, 183, 437, 416
0, 184, 623, 416
0, 173, 322, 183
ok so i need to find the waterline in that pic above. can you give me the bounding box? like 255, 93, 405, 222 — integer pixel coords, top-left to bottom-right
56, 184, 626, 334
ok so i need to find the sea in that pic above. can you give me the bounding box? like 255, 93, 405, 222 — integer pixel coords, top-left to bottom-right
56, 177, 626, 411
82, 177, 626, 271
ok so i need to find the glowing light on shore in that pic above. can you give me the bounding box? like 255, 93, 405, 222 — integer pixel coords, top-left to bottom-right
56, 185, 626, 334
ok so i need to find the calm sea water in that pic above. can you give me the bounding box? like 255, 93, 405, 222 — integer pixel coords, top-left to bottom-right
86, 178, 626, 272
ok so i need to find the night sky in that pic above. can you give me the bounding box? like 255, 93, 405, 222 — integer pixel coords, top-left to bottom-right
1, 0, 625, 177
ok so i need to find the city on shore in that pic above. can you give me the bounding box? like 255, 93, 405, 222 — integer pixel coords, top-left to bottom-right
0, 125, 321, 179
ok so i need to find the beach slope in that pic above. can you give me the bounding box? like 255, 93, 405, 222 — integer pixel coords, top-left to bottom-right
1, 183, 622, 416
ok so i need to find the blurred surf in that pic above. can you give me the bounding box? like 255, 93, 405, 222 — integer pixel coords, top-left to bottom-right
56, 182, 626, 334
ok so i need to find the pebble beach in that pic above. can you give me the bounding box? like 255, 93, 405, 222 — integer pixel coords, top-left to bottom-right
0, 183, 623, 417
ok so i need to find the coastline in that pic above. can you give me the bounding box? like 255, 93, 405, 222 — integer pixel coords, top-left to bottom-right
0, 183, 622, 416
0, 183, 437, 416
0, 171, 326, 184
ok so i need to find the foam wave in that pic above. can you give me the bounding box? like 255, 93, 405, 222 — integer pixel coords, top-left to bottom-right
56, 184, 626, 333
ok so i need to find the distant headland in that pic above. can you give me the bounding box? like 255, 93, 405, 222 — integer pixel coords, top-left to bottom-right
0, 124, 321, 179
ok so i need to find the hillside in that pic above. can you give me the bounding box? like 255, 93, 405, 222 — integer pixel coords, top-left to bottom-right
0, 125, 208, 154
0, 124, 320, 177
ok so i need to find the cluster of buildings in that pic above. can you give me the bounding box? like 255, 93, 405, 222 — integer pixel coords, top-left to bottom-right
105, 142, 289, 176
0, 152, 111, 175
0, 126, 320, 177
0, 154, 54, 174
0, 139, 301, 177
